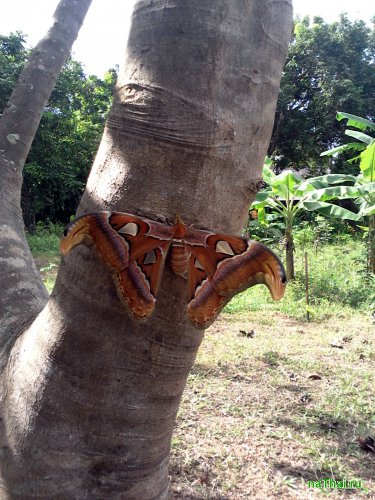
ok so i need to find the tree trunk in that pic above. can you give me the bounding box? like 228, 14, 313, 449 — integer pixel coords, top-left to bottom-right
369, 214, 375, 274
285, 223, 295, 280
267, 109, 285, 158
0, 1, 293, 497
0, 0, 92, 350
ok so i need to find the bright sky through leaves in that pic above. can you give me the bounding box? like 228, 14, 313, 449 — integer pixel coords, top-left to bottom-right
0, 0, 373, 77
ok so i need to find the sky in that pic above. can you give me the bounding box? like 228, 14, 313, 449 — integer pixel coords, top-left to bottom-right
0, 0, 373, 77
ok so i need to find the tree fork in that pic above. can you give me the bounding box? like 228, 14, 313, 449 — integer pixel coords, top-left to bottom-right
0, 1, 293, 497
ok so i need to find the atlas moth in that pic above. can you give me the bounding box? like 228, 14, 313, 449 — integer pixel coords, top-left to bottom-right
60, 211, 286, 328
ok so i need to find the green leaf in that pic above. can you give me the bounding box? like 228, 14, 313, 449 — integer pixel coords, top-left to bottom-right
254, 190, 272, 203
345, 130, 374, 145
302, 200, 362, 221
358, 202, 375, 217
306, 183, 375, 201
320, 142, 366, 157
362, 206, 375, 216
256, 205, 267, 224
272, 170, 303, 198
359, 142, 375, 182
357, 183, 375, 196
252, 197, 280, 210
337, 112, 375, 132
262, 163, 275, 185
264, 157, 273, 167
300, 174, 357, 190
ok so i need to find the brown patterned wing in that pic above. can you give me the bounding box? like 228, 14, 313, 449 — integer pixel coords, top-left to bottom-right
185, 228, 286, 329
186, 253, 230, 329
113, 244, 172, 319
60, 212, 129, 271
212, 240, 287, 300
61, 211, 173, 320
185, 229, 248, 278
109, 212, 173, 262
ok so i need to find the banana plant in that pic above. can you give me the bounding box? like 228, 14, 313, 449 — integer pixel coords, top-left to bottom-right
252, 161, 364, 280
321, 112, 375, 273
253, 114, 375, 280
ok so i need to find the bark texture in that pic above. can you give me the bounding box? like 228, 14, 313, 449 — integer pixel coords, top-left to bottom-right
0, 0, 93, 364
0, 1, 293, 498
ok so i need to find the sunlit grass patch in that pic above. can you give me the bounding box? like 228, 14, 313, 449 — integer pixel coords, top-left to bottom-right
26, 222, 62, 255
27, 223, 62, 292
225, 240, 372, 321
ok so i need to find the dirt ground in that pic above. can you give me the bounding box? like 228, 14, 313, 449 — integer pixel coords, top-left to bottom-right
169, 312, 375, 499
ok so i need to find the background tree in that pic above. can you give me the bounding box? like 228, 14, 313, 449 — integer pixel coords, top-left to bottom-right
22, 60, 116, 229
0, 0, 293, 497
321, 112, 375, 273
0, 32, 117, 230
269, 15, 375, 173
0, 32, 28, 111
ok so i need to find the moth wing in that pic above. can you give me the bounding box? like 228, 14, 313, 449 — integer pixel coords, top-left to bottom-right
212, 240, 287, 300
186, 253, 229, 329
136, 244, 171, 297
185, 229, 286, 328
61, 211, 173, 319
185, 229, 248, 278
104, 213, 174, 316
61, 211, 137, 274
109, 212, 173, 263
114, 263, 156, 320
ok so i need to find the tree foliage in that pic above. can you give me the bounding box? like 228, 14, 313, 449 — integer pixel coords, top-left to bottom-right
0, 32, 117, 230
269, 15, 375, 173
0, 32, 28, 111
251, 161, 363, 279
321, 111, 375, 273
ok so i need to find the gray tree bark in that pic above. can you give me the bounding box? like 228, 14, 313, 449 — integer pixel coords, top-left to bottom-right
0, 0, 93, 357
0, 1, 293, 498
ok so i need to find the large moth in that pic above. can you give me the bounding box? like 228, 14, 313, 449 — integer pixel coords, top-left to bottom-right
60, 211, 286, 328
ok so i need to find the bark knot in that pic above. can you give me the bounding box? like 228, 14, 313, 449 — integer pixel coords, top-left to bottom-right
6, 134, 20, 145
247, 179, 266, 193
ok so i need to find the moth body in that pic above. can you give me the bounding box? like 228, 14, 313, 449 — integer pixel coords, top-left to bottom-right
169, 243, 189, 279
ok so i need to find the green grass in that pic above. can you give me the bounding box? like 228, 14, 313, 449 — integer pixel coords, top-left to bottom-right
225, 239, 372, 321
27, 223, 62, 293
26, 222, 62, 256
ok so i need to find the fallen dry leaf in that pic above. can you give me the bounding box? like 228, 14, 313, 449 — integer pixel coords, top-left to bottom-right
239, 329, 255, 338
357, 436, 375, 454
300, 393, 312, 404
307, 374, 322, 380
330, 342, 344, 349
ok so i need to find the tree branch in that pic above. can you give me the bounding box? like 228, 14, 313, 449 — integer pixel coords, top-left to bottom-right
0, 0, 93, 350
